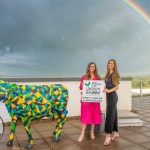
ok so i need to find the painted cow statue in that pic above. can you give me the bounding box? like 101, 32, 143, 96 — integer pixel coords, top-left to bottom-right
0, 80, 68, 149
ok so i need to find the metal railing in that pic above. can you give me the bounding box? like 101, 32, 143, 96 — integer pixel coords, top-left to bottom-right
0, 116, 4, 140
132, 77, 150, 99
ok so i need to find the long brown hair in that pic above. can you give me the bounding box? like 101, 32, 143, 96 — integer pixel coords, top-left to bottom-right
105, 59, 120, 79
84, 62, 101, 80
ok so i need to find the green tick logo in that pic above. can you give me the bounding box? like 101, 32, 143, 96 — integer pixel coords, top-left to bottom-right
85, 81, 90, 86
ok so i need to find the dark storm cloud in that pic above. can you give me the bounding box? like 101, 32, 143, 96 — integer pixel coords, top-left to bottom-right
0, 0, 150, 77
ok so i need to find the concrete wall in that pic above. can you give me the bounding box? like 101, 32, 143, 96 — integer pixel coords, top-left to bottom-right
0, 79, 132, 122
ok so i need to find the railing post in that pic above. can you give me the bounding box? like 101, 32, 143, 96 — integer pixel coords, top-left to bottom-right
140, 76, 142, 99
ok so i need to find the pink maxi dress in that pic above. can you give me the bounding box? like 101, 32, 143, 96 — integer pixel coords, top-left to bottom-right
79, 75, 102, 124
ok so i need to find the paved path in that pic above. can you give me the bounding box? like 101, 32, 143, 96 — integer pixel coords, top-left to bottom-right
0, 96, 150, 150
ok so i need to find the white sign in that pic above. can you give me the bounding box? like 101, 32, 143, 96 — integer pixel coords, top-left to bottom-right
82, 80, 105, 102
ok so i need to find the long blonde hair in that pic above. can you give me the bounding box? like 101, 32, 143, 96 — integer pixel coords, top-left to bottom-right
105, 59, 120, 79
84, 62, 101, 80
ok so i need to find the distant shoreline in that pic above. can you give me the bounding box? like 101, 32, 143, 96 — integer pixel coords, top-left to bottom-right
0, 77, 131, 82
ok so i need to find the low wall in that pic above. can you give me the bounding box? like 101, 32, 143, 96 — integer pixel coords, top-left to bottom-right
0, 78, 132, 122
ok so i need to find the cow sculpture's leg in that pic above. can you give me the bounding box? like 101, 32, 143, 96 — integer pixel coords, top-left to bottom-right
7, 116, 17, 146
21, 117, 33, 149
53, 110, 68, 141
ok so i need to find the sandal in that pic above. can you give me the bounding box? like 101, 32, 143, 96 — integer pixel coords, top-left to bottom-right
104, 134, 111, 146
78, 135, 84, 143
111, 132, 119, 141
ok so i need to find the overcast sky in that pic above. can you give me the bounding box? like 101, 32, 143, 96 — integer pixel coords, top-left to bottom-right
0, 0, 150, 77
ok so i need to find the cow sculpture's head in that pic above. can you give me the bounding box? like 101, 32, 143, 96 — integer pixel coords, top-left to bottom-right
0, 80, 9, 102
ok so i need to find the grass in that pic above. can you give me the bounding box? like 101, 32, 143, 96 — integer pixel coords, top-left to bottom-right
123, 76, 150, 89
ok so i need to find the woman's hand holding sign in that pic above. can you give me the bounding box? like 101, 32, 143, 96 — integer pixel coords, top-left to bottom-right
103, 88, 110, 93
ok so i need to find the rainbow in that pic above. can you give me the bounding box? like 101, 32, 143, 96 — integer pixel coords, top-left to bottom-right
123, 0, 150, 25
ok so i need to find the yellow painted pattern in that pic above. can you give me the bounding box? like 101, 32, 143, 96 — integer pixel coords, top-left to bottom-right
23, 104, 26, 109
12, 96, 19, 102
28, 111, 31, 116
42, 106, 47, 111
22, 85, 26, 90
27, 100, 32, 105
36, 105, 40, 113
42, 97, 48, 104
32, 98, 36, 103
54, 90, 59, 95
13, 116, 17, 120
57, 95, 61, 100
25, 126, 29, 132
11, 104, 16, 109
57, 119, 60, 122
61, 114, 65, 118
35, 92, 41, 98
59, 124, 62, 128
10, 133, 14, 140
54, 115, 59, 119
18, 98, 24, 104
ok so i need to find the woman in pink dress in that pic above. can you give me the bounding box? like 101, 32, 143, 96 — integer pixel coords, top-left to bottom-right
78, 62, 102, 142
